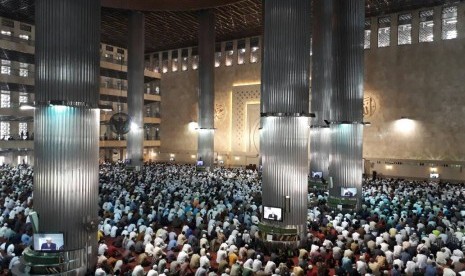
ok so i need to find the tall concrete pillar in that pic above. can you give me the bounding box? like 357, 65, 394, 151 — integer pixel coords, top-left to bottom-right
310, 0, 333, 179
260, 0, 311, 241
197, 10, 215, 167
127, 11, 145, 168
34, 0, 100, 273
328, 0, 364, 210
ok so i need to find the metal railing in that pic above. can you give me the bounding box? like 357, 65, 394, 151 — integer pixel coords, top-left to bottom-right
100, 55, 127, 66
100, 82, 128, 91
0, 67, 34, 78
0, 33, 34, 46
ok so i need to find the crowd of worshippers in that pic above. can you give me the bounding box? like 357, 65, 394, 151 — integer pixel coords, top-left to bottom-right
0, 163, 463, 275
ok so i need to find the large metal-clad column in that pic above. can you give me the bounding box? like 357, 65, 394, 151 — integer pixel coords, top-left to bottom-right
261, 0, 311, 241
197, 10, 215, 168
127, 11, 145, 168
328, 0, 364, 210
310, 0, 333, 178
34, 0, 100, 272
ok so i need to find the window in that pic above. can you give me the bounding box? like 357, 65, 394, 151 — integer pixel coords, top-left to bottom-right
442, 6, 458, 40
419, 10, 434, 43
237, 40, 246, 65
191, 48, 199, 70
1, 60, 10, 75
19, 93, 28, 104
19, 68, 28, 77
364, 19, 371, 49
250, 37, 260, 63
19, 62, 29, 77
398, 13, 412, 45
214, 44, 222, 68
225, 41, 234, 67
19, 34, 29, 40
1, 19, 14, 28
214, 52, 222, 68
154, 53, 161, 73
19, 122, 27, 138
181, 49, 188, 71
17, 156, 27, 165
20, 24, 32, 32
116, 48, 125, 55
1, 122, 10, 139
377, 16, 391, 48
171, 50, 178, 72
105, 45, 114, 51
0, 92, 10, 108
162, 52, 169, 73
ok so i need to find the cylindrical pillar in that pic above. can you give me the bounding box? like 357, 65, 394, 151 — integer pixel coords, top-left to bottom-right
127, 11, 145, 168
310, 0, 333, 179
197, 10, 215, 168
260, 0, 311, 241
34, 0, 100, 272
328, 0, 364, 210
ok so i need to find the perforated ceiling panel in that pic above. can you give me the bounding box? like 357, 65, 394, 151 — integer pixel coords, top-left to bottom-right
0, 0, 454, 52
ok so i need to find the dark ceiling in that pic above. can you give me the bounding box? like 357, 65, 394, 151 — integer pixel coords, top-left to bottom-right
0, 0, 457, 53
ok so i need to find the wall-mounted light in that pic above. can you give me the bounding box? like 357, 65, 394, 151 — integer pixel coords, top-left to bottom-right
430, 167, 437, 173
234, 156, 240, 161
395, 117, 415, 134
19, 102, 35, 110
188, 121, 198, 132
191, 155, 196, 159
284, 195, 290, 213
385, 165, 393, 170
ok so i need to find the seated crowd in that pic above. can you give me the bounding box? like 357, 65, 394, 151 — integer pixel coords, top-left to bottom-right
0, 162, 464, 276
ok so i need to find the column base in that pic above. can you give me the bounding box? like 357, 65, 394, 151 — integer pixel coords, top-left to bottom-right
327, 195, 359, 211
12, 247, 88, 275
256, 222, 308, 247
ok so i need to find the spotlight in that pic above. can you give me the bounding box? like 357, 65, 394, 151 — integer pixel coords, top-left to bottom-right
19, 102, 35, 110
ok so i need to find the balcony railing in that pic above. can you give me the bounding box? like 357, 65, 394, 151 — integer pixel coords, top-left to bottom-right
0, 33, 34, 46
145, 112, 161, 118
100, 55, 127, 66
100, 82, 128, 91
0, 67, 34, 78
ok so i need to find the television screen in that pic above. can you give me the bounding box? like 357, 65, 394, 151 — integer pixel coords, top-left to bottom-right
430, 173, 439, 179
311, 171, 323, 179
341, 188, 357, 197
33, 233, 64, 251
263, 206, 282, 221
196, 160, 204, 166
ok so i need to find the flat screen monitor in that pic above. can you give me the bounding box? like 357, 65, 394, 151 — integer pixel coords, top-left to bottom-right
33, 233, 64, 252
263, 206, 282, 221
430, 173, 439, 179
341, 188, 357, 197
196, 160, 204, 166
311, 171, 323, 179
